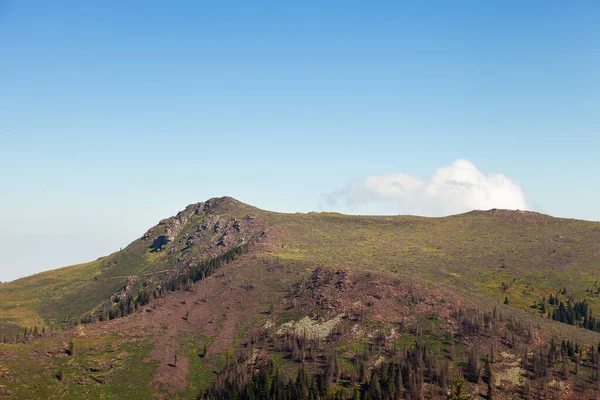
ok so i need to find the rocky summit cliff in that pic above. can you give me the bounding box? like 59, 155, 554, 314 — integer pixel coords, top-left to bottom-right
2, 197, 600, 399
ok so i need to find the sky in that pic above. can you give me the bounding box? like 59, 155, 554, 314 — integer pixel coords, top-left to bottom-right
1, 1, 599, 282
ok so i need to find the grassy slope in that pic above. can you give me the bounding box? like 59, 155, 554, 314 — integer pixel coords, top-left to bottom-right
0, 240, 161, 335
0, 197, 260, 335
0, 333, 157, 399
2, 200, 600, 336
3, 260, 599, 399
264, 209, 600, 313
0, 250, 303, 399
2, 201, 600, 399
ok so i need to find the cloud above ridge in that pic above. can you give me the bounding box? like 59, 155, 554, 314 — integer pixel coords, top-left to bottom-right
325, 159, 529, 216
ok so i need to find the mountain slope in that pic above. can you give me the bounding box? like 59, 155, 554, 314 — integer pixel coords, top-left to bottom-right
0, 197, 265, 335
2, 197, 600, 399
263, 208, 600, 311
3, 198, 600, 336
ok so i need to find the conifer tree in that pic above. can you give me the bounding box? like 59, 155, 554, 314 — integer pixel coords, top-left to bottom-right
466, 347, 481, 383
66, 340, 75, 356
484, 356, 494, 400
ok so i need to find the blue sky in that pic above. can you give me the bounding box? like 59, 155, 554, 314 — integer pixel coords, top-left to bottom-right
1, 1, 599, 281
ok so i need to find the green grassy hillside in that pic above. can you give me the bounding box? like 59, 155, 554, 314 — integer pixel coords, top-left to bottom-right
0, 197, 264, 335
3, 197, 600, 399
2, 199, 600, 336
264, 209, 600, 312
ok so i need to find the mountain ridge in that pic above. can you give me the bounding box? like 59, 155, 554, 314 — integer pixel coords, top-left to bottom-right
3, 197, 600, 398
2, 196, 600, 331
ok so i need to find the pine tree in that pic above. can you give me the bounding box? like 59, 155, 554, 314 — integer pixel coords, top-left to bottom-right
484, 356, 494, 400
367, 370, 382, 399
68, 340, 75, 356
466, 347, 481, 383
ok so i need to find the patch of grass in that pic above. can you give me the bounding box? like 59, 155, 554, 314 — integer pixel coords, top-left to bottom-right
0, 334, 157, 399
395, 334, 418, 351
180, 334, 216, 398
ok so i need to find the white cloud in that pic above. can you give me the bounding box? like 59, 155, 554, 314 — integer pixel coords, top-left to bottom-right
326, 159, 529, 216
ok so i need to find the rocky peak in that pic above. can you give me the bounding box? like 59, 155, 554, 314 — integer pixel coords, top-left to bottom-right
140, 196, 259, 252
202, 196, 248, 214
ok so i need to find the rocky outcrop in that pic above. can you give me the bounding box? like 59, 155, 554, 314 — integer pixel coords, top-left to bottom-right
145, 203, 205, 251
134, 197, 268, 292
110, 276, 136, 303
141, 197, 259, 249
